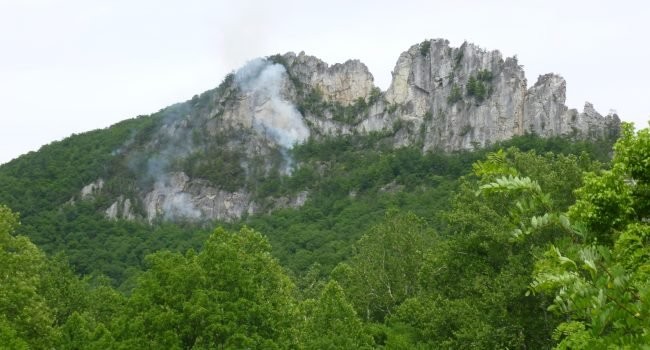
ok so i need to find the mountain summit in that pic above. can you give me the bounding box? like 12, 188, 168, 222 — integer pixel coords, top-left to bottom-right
4, 39, 621, 223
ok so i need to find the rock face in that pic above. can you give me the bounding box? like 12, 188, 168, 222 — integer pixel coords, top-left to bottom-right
373, 39, 619, 151
382, 40, 528, 150
105, 196, 135, 221
283, 52, 376, 105
80, 179, 104, 199
523, 74, 620, 139
94, 38, 619, 222
143, 172, 255, 223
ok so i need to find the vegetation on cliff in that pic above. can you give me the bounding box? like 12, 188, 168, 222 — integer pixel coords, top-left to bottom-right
2, 116, 645, 348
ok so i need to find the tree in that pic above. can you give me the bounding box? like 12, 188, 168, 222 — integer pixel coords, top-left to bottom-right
113, 227, 297, 348
297, 280, 374, 349
0, 205, 55, 348
393, 148, 598, 348
337, 211, 435, 322
527, 123, 650, 348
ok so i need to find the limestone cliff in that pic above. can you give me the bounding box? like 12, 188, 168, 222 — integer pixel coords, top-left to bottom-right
87, 39, 619, 222
367, 39, 619, 151
283, 52, 375, 105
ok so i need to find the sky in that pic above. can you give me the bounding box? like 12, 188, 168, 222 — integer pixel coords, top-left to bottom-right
1, 0, 649, 165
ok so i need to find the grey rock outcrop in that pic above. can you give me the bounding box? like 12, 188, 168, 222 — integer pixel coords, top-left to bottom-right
283, 52, 375, 105
523, 74, 620, 139
80, 179, 104, 199
98, 38, 619, 223
143, 172, 256, 223
381, 40, 528, 150
369, 39, 618, 151
105, 196, 135, 221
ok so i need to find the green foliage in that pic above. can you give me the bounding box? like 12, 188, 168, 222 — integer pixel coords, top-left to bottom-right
389, 147, 603, 348
387, 103, 400, 114
0, 129, 612, 288
0, 114, 626, 349
297, 280, 374, 349
528, 123, 650, 348
447, 84, 462, 104
19, 201, 212, 285
0, 125, 630, 349
0, 205, 56, 348
182, 145, 246, 191
338, 211, 435, 322
113, 227, 297, 348
58, 312, 116, 349
419, 39, 431, 56
476, 68, 493, 82
569, 169, 634, 242
472, 149, 518, 178
569, 123, 648, 242
298, 86, 375, 125
466, 75, 488, 101
464, 69, 493, 102
454, 43, 465, 69
245, 132, 510, 275
0, 115, 157, 217
368, 86, 383, 105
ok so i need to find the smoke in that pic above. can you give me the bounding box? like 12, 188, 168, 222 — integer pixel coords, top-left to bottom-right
234, 58, 310, 149
127, 58, 310, 221
161, 193, 201, 220
125, 102, 205, 221
139, 102, 196, 183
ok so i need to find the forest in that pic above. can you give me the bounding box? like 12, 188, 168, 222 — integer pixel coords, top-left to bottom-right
1, 121, 648, 349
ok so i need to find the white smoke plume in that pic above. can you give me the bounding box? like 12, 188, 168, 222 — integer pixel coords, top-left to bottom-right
130, 58, 310, 221
160, 192, 201, 221
144, 172, 201, 222
234, 58, 310, 148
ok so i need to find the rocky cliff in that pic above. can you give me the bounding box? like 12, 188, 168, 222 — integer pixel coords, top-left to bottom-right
84, 39, 620, 222
359, 39, 618, 150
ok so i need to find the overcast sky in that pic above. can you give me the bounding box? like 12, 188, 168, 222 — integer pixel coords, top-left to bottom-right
1, 0, 648, 164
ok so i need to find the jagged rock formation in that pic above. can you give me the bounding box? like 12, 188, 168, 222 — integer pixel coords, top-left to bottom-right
283, 52, 375, 105
105, 196, 135, 221
86, 39, 619, 222
381, 40, 528, 150
80, 179, 104, 199
368, 40, 619, 150
524, 74, 619, 139
143, 172, 255, 223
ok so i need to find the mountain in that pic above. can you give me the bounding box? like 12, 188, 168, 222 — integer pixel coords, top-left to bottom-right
2, 38, 647, 350
0, 39, 619, 225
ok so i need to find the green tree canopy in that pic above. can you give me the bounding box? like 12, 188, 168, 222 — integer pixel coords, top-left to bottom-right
0, 205, 55, 348
337, 211, 435, 322
112, 227, 297, 349
297, 280, 374, 349
528, 123, 650, 348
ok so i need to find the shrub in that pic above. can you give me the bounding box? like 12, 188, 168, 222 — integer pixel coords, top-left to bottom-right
448, 84, 463, 104
420, 40, 431, 56
466, 75, 488, 102
460, 124, 473, 136
476, 69, 493, 82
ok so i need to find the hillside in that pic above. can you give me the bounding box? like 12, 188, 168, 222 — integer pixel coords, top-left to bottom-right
2, 125, 647, 348
0, 39, 619, 225
0, 39, 620, 280
3, 38, 646, 349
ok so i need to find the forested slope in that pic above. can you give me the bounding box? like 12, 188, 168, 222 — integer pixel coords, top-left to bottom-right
3, 120, 646, 348
0, 118, 614, 284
